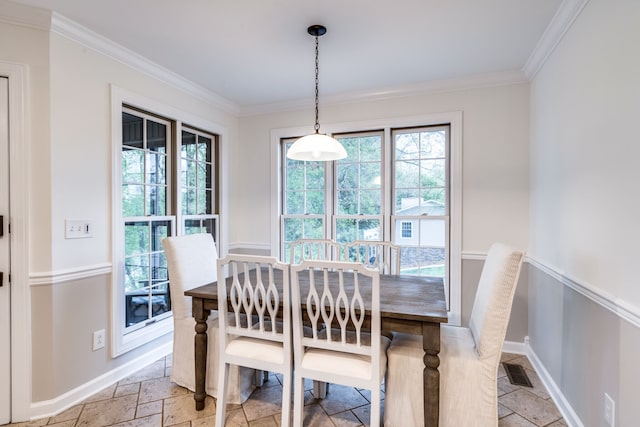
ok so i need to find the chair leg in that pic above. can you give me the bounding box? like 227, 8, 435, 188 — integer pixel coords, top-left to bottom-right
370, 385, 382, 427
292, 375, 305, 426
214, 363, 230, 427
312, 381, 328, 398
280, 371, 292, 427
254, 369, 265, 387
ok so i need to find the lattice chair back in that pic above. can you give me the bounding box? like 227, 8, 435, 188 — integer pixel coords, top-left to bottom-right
290, 260, 386, 427
345, 240, 401, 275
215, 254, 292, 427
289, 238, 342, 264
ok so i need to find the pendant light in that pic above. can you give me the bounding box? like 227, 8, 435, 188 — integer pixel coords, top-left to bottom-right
286, 25, 347, 161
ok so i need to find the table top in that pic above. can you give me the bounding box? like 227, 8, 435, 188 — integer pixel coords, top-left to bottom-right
185, 269, 448, 324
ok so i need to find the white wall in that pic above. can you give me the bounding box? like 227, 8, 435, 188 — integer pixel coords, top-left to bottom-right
235, 83, 530, 254
529, 0, 640, 425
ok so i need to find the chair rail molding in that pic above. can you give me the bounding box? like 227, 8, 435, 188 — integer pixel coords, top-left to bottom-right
528, 256, 640, 329
29, 263, 112, 286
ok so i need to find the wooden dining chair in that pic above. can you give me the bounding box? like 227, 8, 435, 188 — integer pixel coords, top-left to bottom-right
383, 242, 524, 426
215, 255, 292, 427
161, 233, 256, 404
290, 260, 390, 427
289, 238, 342, 264
344, 240, 401, 275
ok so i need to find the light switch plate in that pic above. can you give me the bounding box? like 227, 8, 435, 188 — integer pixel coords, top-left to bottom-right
65, 219, 93, 239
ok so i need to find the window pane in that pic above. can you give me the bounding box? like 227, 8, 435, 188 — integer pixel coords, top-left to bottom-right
286, 167, 304, 191
285, 192, 304, 215
283, 218, 303, 243
306, 191, 325, 214
420, 130, 446, 158
196, 162, 208, 189
303, 218, 323, 239
395, 160, 420, 188
147, 120, 166, 151
395, 189, 419, 213
339, 137, 359, 160
420, 159, 445, 187
421, 189, 446, 214
360, 190, 381, 215
124, 255, 149, 292
182, 131, 197, 160
197, 190, 208, 215
122, 184, 145, 217
184, 219, 201, 234
182, 187, 196, 214
151, 252, 168, 283
336, 163, 358, 189
147, 152, 166, 185
125, 289, 150, 327
146, 186, 166, 215
151, 220, 170, 251
337, 190, 357, 215
197, 135, 212, 162
185, 160, 197, 187
359, 219, 381, 240
125, 222, 149, 256
400, 247, 445, 277
360, 163, 381, 189
122, 149, 144, 184
150, 284, 171, 319
306, 165, 324, 190
336, 218, 357, 243
395, 133, 420, 160
122, 113, 143, 149
359, 136, 382, 162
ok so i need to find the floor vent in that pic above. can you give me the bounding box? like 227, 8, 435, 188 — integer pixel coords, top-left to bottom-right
503, 363, 533, 387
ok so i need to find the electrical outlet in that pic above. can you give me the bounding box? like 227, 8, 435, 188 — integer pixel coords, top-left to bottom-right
65, 219, 93, 239
604, 393, 615, 426
92, 329, 105, 351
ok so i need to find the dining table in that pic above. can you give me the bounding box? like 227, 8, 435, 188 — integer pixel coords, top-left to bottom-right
185, 269, 448, 427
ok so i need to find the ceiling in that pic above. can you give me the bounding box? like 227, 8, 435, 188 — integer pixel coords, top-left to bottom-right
9, 0, 564, 108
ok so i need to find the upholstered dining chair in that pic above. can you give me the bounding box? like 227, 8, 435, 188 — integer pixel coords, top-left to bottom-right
290, 260, 390, 427
215, 255, 292, 427
383, 242, 524, 426
344, 240, 401, 275
161, 234, 255, 404
289, 238, 342, 264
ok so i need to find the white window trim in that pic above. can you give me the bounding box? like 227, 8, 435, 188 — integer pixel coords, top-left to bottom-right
270, 112, 462, 325
110, 85, 230, 356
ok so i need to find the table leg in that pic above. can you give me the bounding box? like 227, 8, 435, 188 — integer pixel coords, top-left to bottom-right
422, 321, 441, 427
193, 298, 209, 411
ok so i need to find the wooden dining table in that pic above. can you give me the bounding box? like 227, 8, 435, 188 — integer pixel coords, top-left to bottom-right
185, 270, 448, 427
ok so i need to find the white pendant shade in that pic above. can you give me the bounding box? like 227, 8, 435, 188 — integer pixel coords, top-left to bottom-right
286, 133, 347, 161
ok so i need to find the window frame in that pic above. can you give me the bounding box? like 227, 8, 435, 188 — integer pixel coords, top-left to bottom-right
271, 113, 462, 325
111, 86, 229, 356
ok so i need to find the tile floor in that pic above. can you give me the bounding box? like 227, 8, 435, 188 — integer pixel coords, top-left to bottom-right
5, 352, 567, 427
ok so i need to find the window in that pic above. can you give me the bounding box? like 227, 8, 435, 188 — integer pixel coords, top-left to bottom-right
112, 90, 222, 356
401, 221, 413, 238
392, 126, 449, 279
274, 114, 461, 323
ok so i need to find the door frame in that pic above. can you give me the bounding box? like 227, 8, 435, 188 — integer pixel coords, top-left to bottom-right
1, 61, 31, 421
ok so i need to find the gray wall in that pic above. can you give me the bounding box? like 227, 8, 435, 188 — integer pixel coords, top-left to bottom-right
462, 258, 528, 343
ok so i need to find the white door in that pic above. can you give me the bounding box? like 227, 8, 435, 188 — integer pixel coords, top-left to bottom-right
0, 76, 10, 424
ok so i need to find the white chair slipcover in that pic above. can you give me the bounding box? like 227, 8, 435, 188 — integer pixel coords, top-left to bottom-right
384, 242, 524, 427
162, 233, 255, 404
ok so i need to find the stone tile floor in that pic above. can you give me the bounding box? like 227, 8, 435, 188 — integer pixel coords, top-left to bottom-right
5, 352, 567, 426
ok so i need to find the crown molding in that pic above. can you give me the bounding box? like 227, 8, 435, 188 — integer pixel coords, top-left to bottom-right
49, 12, 240, 115
240, 69, 528, 117
523, 0, 590, 80
0, 0, 51, 31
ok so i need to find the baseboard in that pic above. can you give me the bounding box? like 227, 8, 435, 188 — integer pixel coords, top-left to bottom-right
502, 339, 526, 355
29, 341, 172, 420
525, 338, 584, 427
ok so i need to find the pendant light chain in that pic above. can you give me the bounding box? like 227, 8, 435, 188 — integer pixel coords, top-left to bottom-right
314, 34, 320, 134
